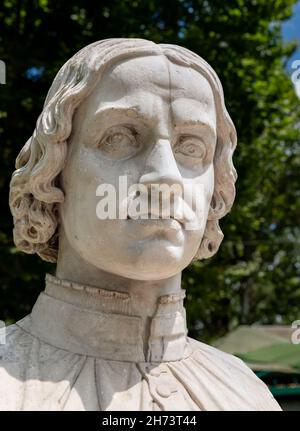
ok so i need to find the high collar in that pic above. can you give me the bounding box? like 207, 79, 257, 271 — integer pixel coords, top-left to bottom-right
26, 274, 190, 363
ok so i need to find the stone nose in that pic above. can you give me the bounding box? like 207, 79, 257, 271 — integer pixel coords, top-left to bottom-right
139, 139, 183, 188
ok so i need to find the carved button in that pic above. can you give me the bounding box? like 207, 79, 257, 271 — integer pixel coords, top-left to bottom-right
150, 368, 161, 377
149, 365, 168, 377
156, 384, 172, 398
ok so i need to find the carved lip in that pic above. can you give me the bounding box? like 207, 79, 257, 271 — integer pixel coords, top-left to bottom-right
127, 214, 183, 230
127, 213, 184, 225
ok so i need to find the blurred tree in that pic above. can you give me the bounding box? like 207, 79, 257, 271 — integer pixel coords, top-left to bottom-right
0, 0, 299, 340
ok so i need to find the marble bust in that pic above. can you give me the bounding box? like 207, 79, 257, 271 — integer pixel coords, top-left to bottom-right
0, 38, 280, 410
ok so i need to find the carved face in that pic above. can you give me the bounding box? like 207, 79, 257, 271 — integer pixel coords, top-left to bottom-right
59, 55, 217, 280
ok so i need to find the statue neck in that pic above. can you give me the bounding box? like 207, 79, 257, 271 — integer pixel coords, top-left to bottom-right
56, 232, 183, 356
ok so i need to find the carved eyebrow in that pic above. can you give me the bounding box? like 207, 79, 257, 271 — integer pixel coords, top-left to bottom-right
174, 120, 217, 139
92, 107, 217, 143
94, 106, 155, 124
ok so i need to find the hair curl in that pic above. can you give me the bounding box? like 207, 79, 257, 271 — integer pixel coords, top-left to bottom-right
9, 38, 237, 263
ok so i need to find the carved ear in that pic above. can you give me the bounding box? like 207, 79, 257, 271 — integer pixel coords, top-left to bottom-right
208, 191, 227, 220
194, 129, 237, 261
194, 219, 224, 260
209, 133, 237, 221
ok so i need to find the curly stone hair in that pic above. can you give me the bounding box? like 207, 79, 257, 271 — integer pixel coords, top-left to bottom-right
9, 38, 237, 263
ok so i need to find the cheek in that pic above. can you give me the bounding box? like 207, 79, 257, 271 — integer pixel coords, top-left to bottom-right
61, 148, 140, 231
204, 166, 215, 204
189, 165, 214, 213
60, 151, 99, 231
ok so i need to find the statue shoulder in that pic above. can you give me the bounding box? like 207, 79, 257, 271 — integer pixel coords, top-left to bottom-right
0, 316, 33, 361
186, 336, 282, 411
0, 316, 34, 410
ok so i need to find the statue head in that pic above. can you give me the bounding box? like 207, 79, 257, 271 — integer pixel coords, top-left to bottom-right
9, 39, 237, 280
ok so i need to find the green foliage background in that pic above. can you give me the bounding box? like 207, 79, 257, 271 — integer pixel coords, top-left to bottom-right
0, 0, 299, 342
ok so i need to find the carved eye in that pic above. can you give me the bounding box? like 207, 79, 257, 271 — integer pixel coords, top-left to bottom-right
98, 126, 139, 160
174, 135, 206, 164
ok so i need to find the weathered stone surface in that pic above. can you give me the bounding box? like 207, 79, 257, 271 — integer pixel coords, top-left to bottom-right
2, 39, 281, 410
